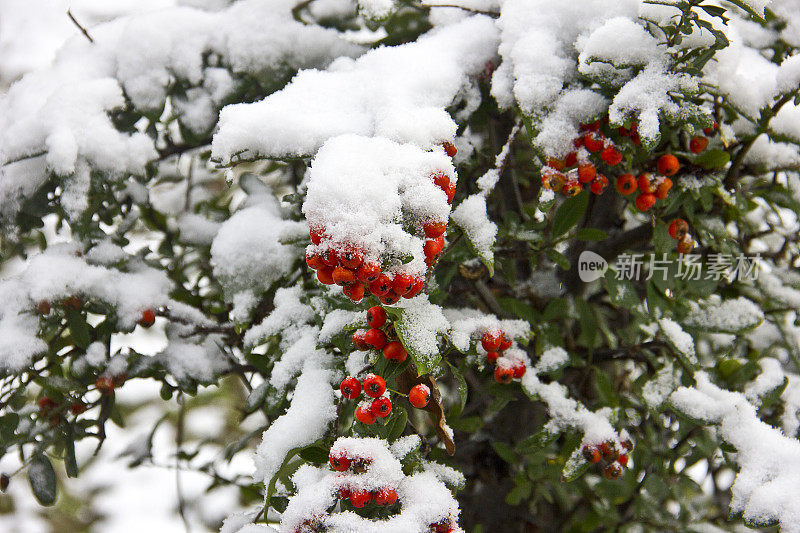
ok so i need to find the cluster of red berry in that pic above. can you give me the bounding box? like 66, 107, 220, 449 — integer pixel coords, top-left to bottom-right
328, 453, 398, 508
668, 218, 694, 254
479, 330, 525, 384
340, 373, 430, 425
581, 437, 633, 480
37, 396, 86, 427
305, 143, 458, 304
352, 306, 408, 361
37, 297, 157, 330
429, 518, 457, 532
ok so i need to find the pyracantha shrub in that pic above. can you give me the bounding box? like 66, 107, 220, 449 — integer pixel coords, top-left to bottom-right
4, 0, 800, 531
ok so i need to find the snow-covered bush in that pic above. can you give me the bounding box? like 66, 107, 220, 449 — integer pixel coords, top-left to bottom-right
3, 0, 800, 531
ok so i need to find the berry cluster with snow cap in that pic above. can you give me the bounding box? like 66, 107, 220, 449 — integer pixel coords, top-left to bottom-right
303, 135, 456, 303
281, 437, 462, 533
581, 431, 634, 480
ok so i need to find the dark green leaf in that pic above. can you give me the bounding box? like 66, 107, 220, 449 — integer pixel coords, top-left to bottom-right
28, 454, 57, 506
551, 190, 589, 238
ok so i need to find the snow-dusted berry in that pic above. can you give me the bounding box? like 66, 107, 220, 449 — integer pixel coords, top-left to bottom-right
352, 330, 369, 351
357, 262, 381, 284
329, 453, 350, 471
340, 377, 362, 399
339, 248, 363, 269
374, 487, 397, 506
677, 234, 694, 254
369, 274, 392, 296
95, 375, 115, 394
494, 366, 513, 384
601, 146, 622, 166
350, 488, 373, 508
442, 141, 457, 158
562, 178, 582, 197
409, 384, 430, 408
584, 132, 604, 152
668, 219, 689, 240
486, 351, 499, 364
332, 266, 356, 286
371, 396, 392, 417
603, 462, 624, 480
655, 177, 672, 200
590, 175, 609, 195
424, 221, 447, 238
364, 374, 386, 397
481, 331, 502, 352
578, 163, 596, 184
512, 362, 526, 379
582, 445, 601, 463
355, 404, 376, 425
392, 272, 415, 296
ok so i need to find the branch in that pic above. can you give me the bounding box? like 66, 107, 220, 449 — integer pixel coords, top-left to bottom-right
67, 10, 94, 43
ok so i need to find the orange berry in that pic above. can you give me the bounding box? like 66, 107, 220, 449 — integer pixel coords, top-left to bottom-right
309, 226, 324, 245
95, 375, 115, 394
590, 175, 609, 195
677, 234, 694, 254
635, 193, 656, 212
306, 251, 325, 270
494, 366, 514, 384
542, 169, 566, 191
356, 262, 381, 284
342, 283, 365, 302
445, 183, 455, 204
584, 132, 604, 152
604, 462, 624, 480
424, 221, 447, 238
408, 384, 431, 408
564, 151, 578, 167
139, 309, 156, 328
637, 173, 656, 194
332, 266, 356, 286
442, 141, 457, 158
392, 272, 415, 296
689, 136, 708, 154
316, 266, 335, 285
616, 174, 637, 195
601, 146, 622, 166
657, 154, 679, 176
578, 164, 596, 183
582, 445, 601, 463
562, 178, 582, 197
340, 248, 364, 269
369, 274, 392, 296
432, 171, 450, 191
547, 158, 565, 171
486, 351, 499, 364
655, 177, 673, 200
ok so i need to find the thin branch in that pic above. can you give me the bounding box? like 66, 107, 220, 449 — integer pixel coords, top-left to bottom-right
67, 10, 94, 43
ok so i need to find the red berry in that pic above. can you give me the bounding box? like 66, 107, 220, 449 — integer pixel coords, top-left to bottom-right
38, 397, 56, 412
547, 158, 565, 171
498, 334, 512, 351
95, 375, 115, 394
486, 351, 499, 363
481, 331, 502, 352
573, 136, 585, 148
409, 384, 430, 408
494, 366, 514, 384
364, 328, 387, 350
329, 453, 351, 471
321, 248, 339, 267
442, 141, 457, 158
139, 308, 156, 328
352, 330, 369, 351
383, 341, 407, 362
564, 151, 578, 167
342, 283, 365, 302
62, 295, 82, 310
316, 266, 335, 285
424, 221, 447, 238
371, 396, 392, 418
333, 266, 356, 286
584, 132, 604, 152
392, 273, 415, 296
689, 136, 708, 154
355, 404, 376, 425
703, 122, 719, 135
512, 363, 526, 379
350, 489, 373, 508
562, 178, 582, 197
604, 462, 624, 480
379, 290, 401, 305
366, 306, 387, 328
655, 177, 673, 200
69, 402, 86, 415
340, 248, 364, 269
600, 440, 618, 460
635, 193, 656, 212
431, 171, 450, 191
424, 238, 444, 264
338, 487, 351, 500
616, 174, 637, 195
309, 226, 324, 245
445, 183, 455, 204
364, 374, 387, 397
582, 445, 601, 463
306, 251, 324, 270
657, 154, 679, 176
677, 234, 694, 254
601, 146, 622, 166
369, 274, 392, 296
357, 262, 381, 284
340, 377, 362, 399
590, 174, 609, 195
668, 219, 689, 240
637, 173, 656, 194
404, 276, 425, 298
617, 454, 629, 467
578, 163, 596, 183
374, 487, 397, 506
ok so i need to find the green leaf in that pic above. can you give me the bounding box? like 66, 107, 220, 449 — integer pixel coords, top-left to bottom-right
64, 427, 78, 478
64, 308, 91, 349
604, 271, 640, 308
551, 190, 589, 238
561, 446, 589, 482
492, 441, 517, 464
693, 149, 730, 169
547, 249, 571, 271
386, 406, 408, 441
244, 381, 270, 413
28, 454, 57, 506
506, 480, 532, 505
725, 0, 767, 23
298, 445, 329, 464
576, 228, 608, 241
394, 311, 442, 376
447, 362, 468, 413
517, 428, 560, 454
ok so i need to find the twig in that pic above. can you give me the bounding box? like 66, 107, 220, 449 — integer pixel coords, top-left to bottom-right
176, 395, 191, 533
67, 10, 94, 43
